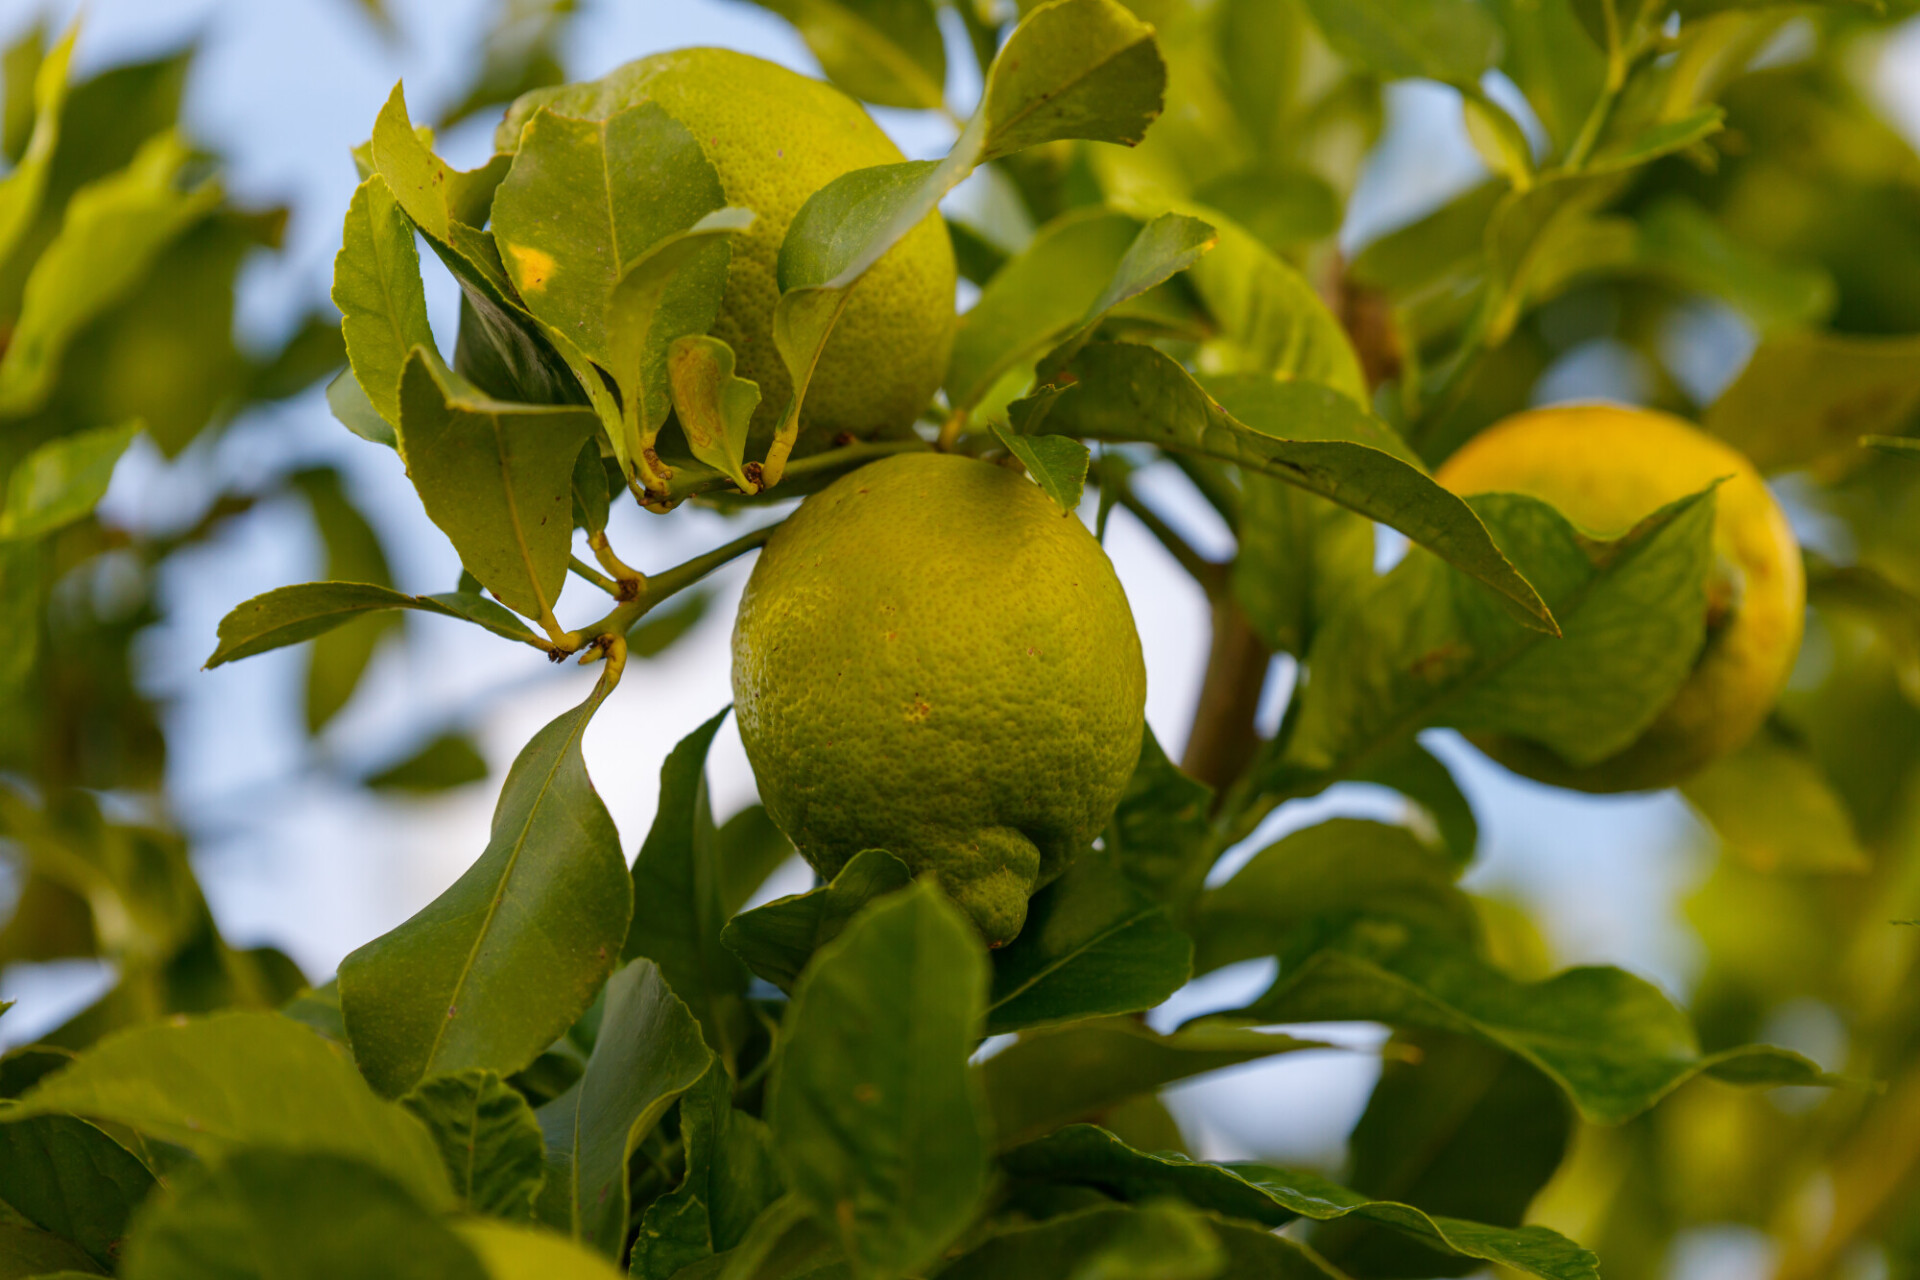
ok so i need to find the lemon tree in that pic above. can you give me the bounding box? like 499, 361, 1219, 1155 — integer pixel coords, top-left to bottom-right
10, 0, 1920, 1277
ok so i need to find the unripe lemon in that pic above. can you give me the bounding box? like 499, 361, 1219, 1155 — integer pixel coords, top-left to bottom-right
732, 453, 1147, 945
499, 48, 955, 447
1436, 404, 1804, 793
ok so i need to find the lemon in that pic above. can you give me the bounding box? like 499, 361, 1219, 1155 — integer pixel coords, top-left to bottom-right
732, 453, 1147, 945
499, 48, 955, 448
1436, 404, 1805, 793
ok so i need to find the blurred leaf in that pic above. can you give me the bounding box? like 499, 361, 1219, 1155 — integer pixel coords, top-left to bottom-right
630, 588, 713, 659
1318, 1033, 1572, 1277
0, 421, 137, 540
722, 848, 912, 994
1104, 726, 1211, 900
1301, 0, 1502, 84
1634, 196, 1834, 335
948, 218, 1009, 285
1193, 819, 1477, 975
397, 348, 595, 625
1463, 91, 1535, 188
986, 854, 1192, 1034
437, 0, 579, 131
1586, 105, 1724, 173
0, 130, 220, 417
1355, 741, 1480, 867
669, 335, 761, 492
333, 173, 434, 430
0, 1223, 103, 1276
250, 311, 348, 401
367, 731, 490, 793
629, 1061, 784, 1280
1232, 473, 1374, 658
715, 804, 795, 918
1865, 435, 1920, 459
982, 1019, 1329, 1149
205, 582, 542, 667
327, 367, 398, 449
1004, 1126, 1598, 1280
1032, 344, 1555, 631
1192, 164, 1342, 256
770, 882, 992, 1278
1232, 924, 1841, 1124
118, 1149, 485, 1280
993, 421, 1090, 513
565, 959, 712, 1256
1186, 216, 1367, 401
0, 872, 96, 962
1487, 0, 1603, 155
8, 1012, 451, 1207
1706, 331, 1920, 473
1279, 489, 1715, 785
940, 1201, 1236, 1280
1680, 724, 1871, 874
338, 666, 630, 1098
0, 1114, 156, 1268
292, 468, 397, 732
0, 23, 73, 272
400, 1070, 545, 1219
624, 709, 750, 1056
747, 0, 947, 110
281, 981, 346, 1043
0, 1045, 74, 1100
458, 1220, 628, 1279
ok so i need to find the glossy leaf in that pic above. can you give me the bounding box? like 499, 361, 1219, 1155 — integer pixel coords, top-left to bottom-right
986, 854, 1192, 1034
746, 0, 947, 110
769, 882, 992, 1278
397, 349, 595, 625
1280, 489, 1715, 783
205, 581, 541, 668
0, 421, 138, 540
333, 173, 434, 429
982, 1019, 1329, 1149
402, 1069, 546, 1218
8, 1012, 451, 1207
567, 959, 713, 1256
0, 1114, 155, 1268
1706, 331, 1920, 473
721, 848, 912, 993
1004, 1126, 1598, 1280
338, 666, 630, 1098
368, 83, 508, 242
1033, 344, 1554, 631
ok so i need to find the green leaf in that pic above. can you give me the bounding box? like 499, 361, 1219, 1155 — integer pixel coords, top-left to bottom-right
205, 581, 542, 668
0, 130, 220, 416
397, 347, 596, 625
939, 1202, 1234, 1280
769, 882, 992, 1278
978, 0, 1165, 161
292, 467, 398, 732
457, 1220, 628, 1280
1032, 344, 1555, 631
1865, 435, 1920, 459
564, 959, 713, 1256
570, 440, 610, 534
746, 0, 948, 110
1192, 819, 1478, 975
1317, 1032, 1572, 1277
669, 335, 761, 493
0, 20, 47, 165
368, 83, 508, 243
1354, 741, 1480, 867
1033, 212, 1218, 385
716, 804, 796, 919
624, 709, 750, 1055
1191, 164, 1343, 257
8, 1012, 452, 1207
1586, 104, 1724, 173
986, 854, 1192, 1035
327, 366, 398, 449
1004, 1126, 1598, 1280
367, 731, 491, 793
1463, 90, 1536, 188
402, 1069, 546, 1218
333, 173, 435, 429
1679, 725, 1871, 875
630, 589, 714, 659
0, 22, 73, 274
1706, 331, 1920, 473
1280, 489, 1716, 785
1633, 196, 1834, 336
338, 667, 630, 1098
1301, 0, 1503, 84
0, 421, 138, 540
118, 1149, 486, 1280
434, 0, 579, 131
629, 1062, 784, 1280
0, 1223, 103, 1276
992, 421, 1090, 513
981, 1019, 1329, 1149
1231, 473, 1375, 658
1103, 727, 1211, 901
721, 848, 913, 993
1233, 924, 1841, 1124
0, 1114, 155, 1268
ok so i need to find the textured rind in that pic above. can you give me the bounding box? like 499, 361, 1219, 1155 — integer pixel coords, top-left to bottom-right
498, 48, 955, 447
732, 453, 1148, 945
1436, 404, 1805, 792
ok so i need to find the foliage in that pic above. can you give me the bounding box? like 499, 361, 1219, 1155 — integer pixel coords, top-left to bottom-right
4, 0, 1920, 1277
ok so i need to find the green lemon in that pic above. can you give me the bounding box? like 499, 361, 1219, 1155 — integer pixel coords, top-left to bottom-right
1436, 404, 1805, 792
732, 452, 1148, 945
499, 48, 955, 448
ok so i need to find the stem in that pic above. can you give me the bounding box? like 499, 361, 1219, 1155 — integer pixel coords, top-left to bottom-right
936, 405, 968, 451
569, 555, 620, 597
1563, 8, 1629, 171
659, 438, 929, 506
1180, 594, 1271, 799
568, 521, 780, 655
588, 529, 645, 599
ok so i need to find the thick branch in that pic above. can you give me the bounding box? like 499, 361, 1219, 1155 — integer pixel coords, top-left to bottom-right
1180, 591, 1270, 799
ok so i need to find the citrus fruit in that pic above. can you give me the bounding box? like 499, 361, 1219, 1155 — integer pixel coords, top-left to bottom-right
1436, 404, 1804, 792
731, 452, 1147, 945
498, 48, 955, 448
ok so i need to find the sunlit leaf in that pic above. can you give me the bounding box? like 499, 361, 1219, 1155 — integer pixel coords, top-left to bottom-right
0, 22, 75, 273
205, 581, 541, 668
333, 173, 434, 429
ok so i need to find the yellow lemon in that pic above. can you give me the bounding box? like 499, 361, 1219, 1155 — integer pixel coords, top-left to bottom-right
500, 48, 955, 448
732, 453, 1147, 945
1436, 404, 1804, 792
